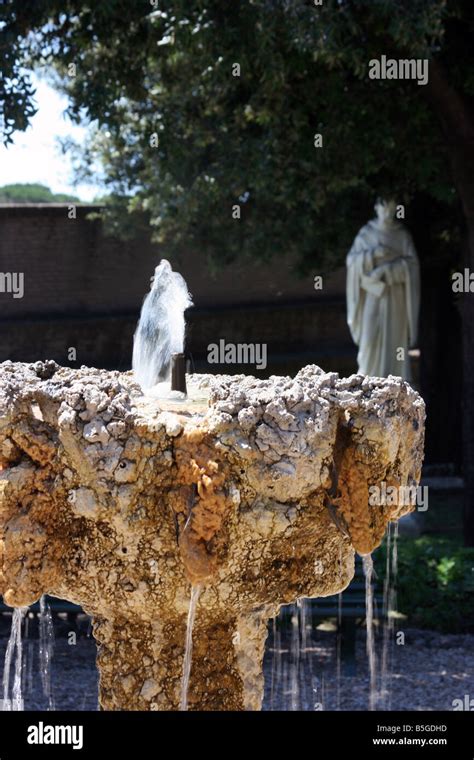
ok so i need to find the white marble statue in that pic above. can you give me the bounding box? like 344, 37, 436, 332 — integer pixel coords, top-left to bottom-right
346, 199, 420, 381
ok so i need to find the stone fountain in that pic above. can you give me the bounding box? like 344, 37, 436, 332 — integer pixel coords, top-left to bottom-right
0, 358, 424, 710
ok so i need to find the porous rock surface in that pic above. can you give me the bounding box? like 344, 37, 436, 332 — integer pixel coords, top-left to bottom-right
0, 361, 424, 710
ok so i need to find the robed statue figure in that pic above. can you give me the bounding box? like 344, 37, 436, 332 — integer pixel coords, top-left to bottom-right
346, 199, 420, 381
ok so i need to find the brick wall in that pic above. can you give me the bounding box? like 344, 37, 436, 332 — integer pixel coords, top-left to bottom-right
0, 204, 355, 376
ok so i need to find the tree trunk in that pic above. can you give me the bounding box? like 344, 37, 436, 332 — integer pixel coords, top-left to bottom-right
410, 195, 462, 469
462, 225, 474, 545
426, 60, 474, 545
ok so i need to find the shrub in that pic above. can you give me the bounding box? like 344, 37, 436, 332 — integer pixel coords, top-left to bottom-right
374, 536, 474, 633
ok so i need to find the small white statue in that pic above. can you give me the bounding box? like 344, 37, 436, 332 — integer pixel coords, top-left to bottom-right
346, 199, 420, 381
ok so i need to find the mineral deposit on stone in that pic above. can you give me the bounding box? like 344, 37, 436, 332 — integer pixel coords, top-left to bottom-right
0, 361, 424, 710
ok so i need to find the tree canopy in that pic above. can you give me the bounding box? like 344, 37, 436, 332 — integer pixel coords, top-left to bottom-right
0, 183, 79, 203
0, 0, 469, 270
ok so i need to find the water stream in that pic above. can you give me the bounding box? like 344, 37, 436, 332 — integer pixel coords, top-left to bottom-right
362, 554, 377, 711
180, 584, 201, 711
268, 598, 322, 710
2, 607, 26, 710
289, 605, 300, 710
269, 616, 281, 709
24, 612, 34, 698
39, 595, 55, 709
336, 591, 342, 711
298, 597, 309, 655
380, 522, 399, 710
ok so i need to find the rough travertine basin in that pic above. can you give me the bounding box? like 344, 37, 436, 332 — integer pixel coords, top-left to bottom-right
0, 361, 424, 710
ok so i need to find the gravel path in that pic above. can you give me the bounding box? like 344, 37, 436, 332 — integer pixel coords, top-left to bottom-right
263, 626, 474, 711
0, 615, 472, 711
